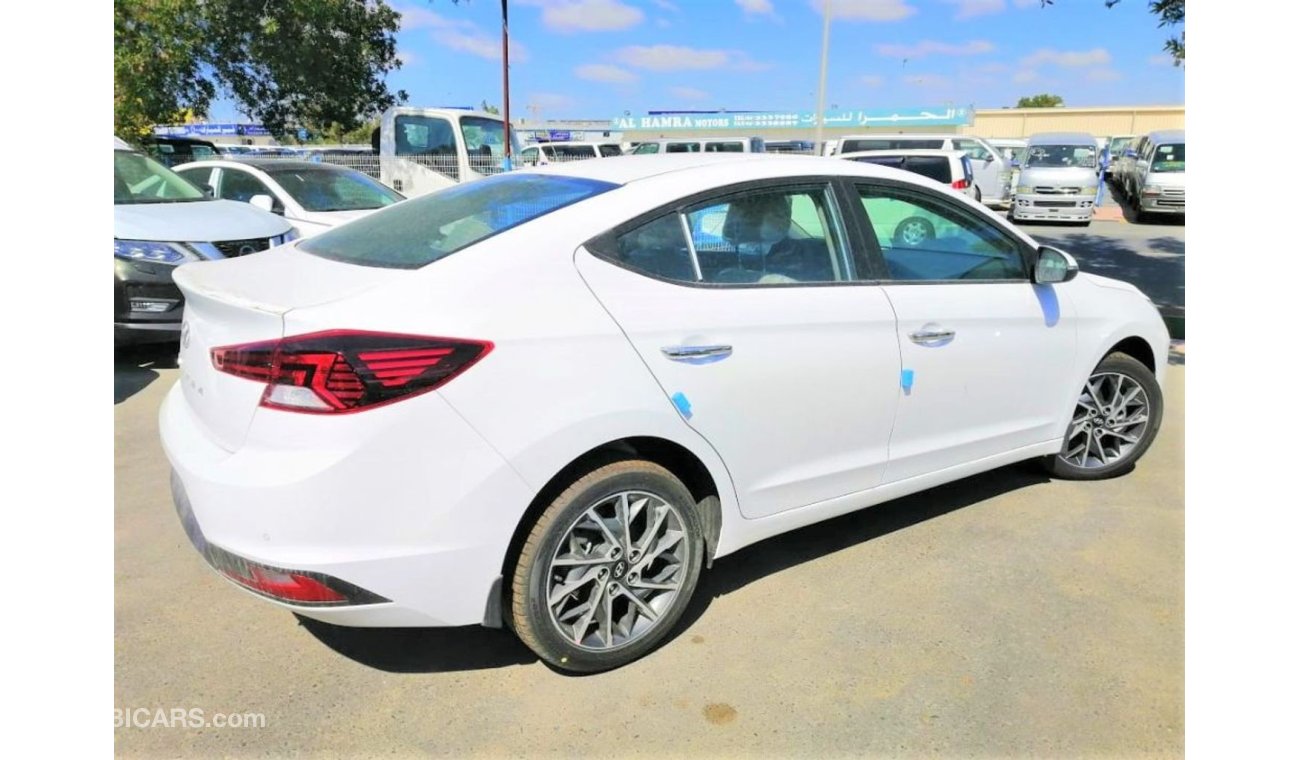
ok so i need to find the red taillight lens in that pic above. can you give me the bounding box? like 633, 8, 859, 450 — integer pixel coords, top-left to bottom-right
952, 178, 970, 190
221, 566, 349, 604
211, 330, 493, 414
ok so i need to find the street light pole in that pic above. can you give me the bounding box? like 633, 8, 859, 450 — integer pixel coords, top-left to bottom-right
813, 0, 832, 150
501, 0, 513, 169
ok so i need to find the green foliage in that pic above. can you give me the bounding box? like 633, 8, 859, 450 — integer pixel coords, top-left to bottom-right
1017, 93, 1066, 108
480, 100, 501, 115
115, 0, 407, 137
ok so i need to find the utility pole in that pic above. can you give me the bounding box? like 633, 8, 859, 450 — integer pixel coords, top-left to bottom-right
813, 0, 832, 150
501, 0, 513, 169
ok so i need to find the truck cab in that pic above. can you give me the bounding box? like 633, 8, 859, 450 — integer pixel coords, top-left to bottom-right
374, 107, 520, 197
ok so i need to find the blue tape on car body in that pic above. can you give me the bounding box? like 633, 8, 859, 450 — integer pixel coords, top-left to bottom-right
670, 392, 693, 419
900, 369, 915, 392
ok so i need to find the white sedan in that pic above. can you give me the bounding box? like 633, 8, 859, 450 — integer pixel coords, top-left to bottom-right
174, 159, 404, 238
161, 154, 1169, 673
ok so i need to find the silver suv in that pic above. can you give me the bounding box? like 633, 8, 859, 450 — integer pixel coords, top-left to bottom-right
1010, 132, 1101, 226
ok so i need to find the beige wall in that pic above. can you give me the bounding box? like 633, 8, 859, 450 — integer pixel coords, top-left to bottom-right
616, 105, 1184, 142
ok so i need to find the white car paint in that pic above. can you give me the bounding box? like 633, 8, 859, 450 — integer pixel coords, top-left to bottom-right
160, 154, 1169, 631
174, 160, 402, 238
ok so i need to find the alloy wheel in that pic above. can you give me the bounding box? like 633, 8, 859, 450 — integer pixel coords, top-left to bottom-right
544, 490, 689, 651
1061, 371, 1151, 469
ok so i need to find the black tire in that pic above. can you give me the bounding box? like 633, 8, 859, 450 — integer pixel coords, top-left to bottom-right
892, 216, 935, 247
1044, 352, 1163, 480
509, 460, 705, 673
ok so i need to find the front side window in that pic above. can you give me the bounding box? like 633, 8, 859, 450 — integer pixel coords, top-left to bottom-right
953, 139, 993, 161
265, 167, 403, 212
1025, 144, 1097, 169
519, 147, 540, 166
631, 143, 659, 154
610, 186, 848, 285
219, 169, 274, 204
704, 142, 744, 153
460, 116, 520, 158
300, 173, 617, 269
598, 144, 623, 157
1150, 142, 1185, 173
857, 184, 1026, 282
113, 150, 208, 205
551, 144, 597, 159
666, 142, 700, 153
394, 115, 456, 156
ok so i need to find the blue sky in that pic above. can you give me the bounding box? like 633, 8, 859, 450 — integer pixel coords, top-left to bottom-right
212, 0, 1185, 123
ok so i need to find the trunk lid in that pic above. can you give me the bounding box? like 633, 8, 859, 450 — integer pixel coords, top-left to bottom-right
172, 246, 405, 451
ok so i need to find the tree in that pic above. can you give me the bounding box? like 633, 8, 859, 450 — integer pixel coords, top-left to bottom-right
1017, 94, 1065, 108
114, 0, 408, 138
480, 100, 501, 115
1041, 0, 1185, 65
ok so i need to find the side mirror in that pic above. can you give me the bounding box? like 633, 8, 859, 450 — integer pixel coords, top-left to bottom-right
1034, 246, 1079, 284
249, 194, 282, 215
199, 183, 215, 199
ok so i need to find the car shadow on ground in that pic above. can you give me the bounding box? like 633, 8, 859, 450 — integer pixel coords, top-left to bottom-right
115, 343, 179, 404
1104, 180, 1185, 227
297, 462, 1051, 675
1027, 231, 1185, 322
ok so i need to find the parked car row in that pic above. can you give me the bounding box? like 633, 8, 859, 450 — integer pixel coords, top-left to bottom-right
1109, 129, 1186, 221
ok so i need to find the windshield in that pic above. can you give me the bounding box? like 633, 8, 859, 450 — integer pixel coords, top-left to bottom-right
299, 173, 618, 269
1150, 142, 1185, 173
114, 150, 209, 205
1109, 136, 1134, 154
1025, 144, 1097, 169
265, 166, 404, 212
461, 116, 522, 157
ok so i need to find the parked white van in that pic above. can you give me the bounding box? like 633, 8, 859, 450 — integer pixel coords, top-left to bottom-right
836, 134, 1013, 208
518, 141, 622, 166
629, 136, 765, 154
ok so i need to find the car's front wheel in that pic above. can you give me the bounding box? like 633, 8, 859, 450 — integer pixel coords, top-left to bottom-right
1045, 352, 1164, 480
509, 460, 704, 673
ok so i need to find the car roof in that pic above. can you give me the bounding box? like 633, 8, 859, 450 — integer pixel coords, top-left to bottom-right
1027, 132, 1097, 147
1144, 129, 1185, 144
114, 136, 133, 151
176, 158, 354, 172
639, 136, 755, 143
520, 153, 927, 186
838, 149, 965, 159
839, 133, 962, 141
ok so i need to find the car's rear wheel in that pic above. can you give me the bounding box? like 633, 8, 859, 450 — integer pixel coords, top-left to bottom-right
1044, 352, 1163, 480
509, 460, 704, 673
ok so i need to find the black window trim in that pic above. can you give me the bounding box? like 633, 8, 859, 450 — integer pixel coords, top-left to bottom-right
845, 176, 1038, 285
584, 175, 882, 290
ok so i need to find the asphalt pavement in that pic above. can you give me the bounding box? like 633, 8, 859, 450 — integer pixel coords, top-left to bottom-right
115, 339, 1184, 757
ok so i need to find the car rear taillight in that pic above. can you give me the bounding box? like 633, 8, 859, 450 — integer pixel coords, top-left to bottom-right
952, 178, 970, 190
211, 330, 492, 414
221, 566, 349, 603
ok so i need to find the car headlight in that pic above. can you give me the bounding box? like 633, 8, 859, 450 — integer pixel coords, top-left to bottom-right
113, 240, 200, 265
1083, 184, 1098, 194
1016, 184, 1033, 194
268, 228, 301, 246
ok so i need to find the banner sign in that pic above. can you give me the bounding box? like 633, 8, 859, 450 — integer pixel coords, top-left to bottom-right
611, 106, 972, 131
152, 123, 272, 137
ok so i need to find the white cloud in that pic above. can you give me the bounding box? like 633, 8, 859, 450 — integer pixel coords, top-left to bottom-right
397, 5, 529, 62
904, 74, 953, 88
875, 39, 995, 58
518, 0, 644, 33
861, 74, 886, 87
1086, 68, 1122, 82
396, 49, 420, 67
616, 45, 728, 70
1148, 53, 1175, 66
1011, 0, 1040, 7
670, 86, 710, 101
815, 0, 917, 22
527, 92, 577, 112
943, 0, 1005, 19
1012, 69, 1038, 83
575, 63, 638, 83
737, 0, 777, 16
1020, 48, 1111, 68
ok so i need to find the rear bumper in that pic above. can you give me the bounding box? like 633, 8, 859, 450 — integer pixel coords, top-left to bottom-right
115, 259, 184, 344
159, 381, 536, 627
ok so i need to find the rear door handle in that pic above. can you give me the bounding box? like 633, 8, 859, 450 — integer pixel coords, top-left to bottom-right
661, 344, 733, 362
909, 328, 955, 346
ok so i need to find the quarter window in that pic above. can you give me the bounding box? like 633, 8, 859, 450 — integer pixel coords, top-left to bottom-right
611, 187, 849, 285
856, 185, 1026, 282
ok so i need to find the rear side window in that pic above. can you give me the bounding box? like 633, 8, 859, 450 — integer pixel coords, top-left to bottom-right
900, 156, 952, 184
704, 142, 744, 152
842, 138, 944, 152
599, 144, 623, 156
666, 142, 700, 153
300, 174, 618, 269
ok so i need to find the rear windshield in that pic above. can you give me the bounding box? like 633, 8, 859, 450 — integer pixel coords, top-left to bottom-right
901, 156, 952, 184
841, 138, 944, 152
1025, 144, 1097, 169
299, 173, 618, 269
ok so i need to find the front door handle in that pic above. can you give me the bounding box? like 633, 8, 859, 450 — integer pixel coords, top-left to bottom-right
909, 328, 955, 346
661, 344, 733, 363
